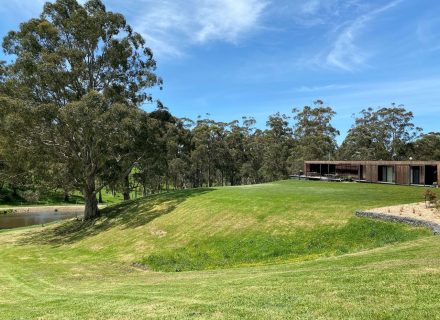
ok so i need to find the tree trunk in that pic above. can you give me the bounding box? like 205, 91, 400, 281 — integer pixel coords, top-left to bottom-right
123, 174, 130, 201
83, 176, 99, 220
12, 186, 18, 197
84, 192, 98, 220
98, 190, 103, 204
63, 190, 70, 202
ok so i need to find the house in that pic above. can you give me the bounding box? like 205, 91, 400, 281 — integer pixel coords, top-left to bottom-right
303, 160, 440, 186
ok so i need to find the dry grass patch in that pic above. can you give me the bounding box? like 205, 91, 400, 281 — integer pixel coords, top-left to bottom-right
371, 202, 440, 224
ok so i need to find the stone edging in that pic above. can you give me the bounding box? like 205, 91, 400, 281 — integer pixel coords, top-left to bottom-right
355, 211, 440, 235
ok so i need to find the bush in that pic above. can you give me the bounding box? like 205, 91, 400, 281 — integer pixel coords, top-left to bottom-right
19, 190, 40, 203
0, 194, 12, 202
424, 190, 437, 208
435, 200, 440, 212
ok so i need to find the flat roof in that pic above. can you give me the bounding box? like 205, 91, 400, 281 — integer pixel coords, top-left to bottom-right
304, 160, 440, 165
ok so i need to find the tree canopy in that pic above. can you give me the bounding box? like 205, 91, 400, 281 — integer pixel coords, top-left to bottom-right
0, 0, 161, 219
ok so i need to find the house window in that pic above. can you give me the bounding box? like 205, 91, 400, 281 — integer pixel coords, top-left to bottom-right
425, 165, 437, 186
378, 165, 394, 183
410, 166, 420, 185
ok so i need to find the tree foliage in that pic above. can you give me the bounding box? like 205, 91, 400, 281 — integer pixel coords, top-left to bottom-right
339, 105, 422, 160
1, 0, 161, 218
292, 100, 339, 169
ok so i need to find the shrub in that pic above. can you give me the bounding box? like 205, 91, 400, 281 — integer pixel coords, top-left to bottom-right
435, 200, 440, 213
424, 190, 437, 208
0, 194, 12, 202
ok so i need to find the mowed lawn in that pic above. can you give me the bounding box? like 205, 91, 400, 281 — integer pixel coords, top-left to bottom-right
0, 180, 439, 319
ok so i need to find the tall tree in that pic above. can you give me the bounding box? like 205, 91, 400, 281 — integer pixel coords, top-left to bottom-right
292, 100, 339, 162
412, 132, 440, 160
376, 105, 422, 159
338, 108, 389, 160
260, 112, 293, 181
1, 0, 161, 218
339, 105, 421, 160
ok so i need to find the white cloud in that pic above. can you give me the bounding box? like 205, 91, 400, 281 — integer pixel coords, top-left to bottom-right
286, 0, 362, 27
132, 0, 268, 57
325, 0, 403, 71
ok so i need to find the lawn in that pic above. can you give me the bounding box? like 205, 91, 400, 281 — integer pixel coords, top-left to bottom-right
0, 180, 439, 319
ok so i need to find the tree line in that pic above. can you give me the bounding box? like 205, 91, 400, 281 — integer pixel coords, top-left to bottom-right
0, 0, 439, 219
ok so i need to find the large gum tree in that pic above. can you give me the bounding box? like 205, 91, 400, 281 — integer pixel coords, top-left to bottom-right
0, 0, 161, 219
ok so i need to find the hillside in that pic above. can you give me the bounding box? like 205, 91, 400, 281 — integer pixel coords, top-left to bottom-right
0, 180, 439, 319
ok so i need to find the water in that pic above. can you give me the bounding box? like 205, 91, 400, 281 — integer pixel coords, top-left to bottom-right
0, 211, 81, 229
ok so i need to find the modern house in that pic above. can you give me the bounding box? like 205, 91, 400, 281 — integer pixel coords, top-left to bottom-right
303, 160, 440, 186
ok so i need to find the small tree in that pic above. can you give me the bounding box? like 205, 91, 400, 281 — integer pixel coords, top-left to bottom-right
424, 189, 437, 208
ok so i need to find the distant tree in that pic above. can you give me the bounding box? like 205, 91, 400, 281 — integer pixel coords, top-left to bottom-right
339, 105, 421, 160
338, 108, 388, 160
191, 117, 227, 187
412, 132, 440, 160
1, 0, 161, 218
260, 112, 293, 181
292, 100, 339, 163
377, 105, 422, 159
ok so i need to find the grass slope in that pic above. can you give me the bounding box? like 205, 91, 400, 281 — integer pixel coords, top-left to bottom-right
0, 180, 439, 319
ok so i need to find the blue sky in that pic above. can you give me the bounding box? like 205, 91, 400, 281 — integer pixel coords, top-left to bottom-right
1, 0, 440, 141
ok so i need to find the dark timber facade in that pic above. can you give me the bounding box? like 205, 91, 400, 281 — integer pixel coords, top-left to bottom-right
304, 161, 440, 186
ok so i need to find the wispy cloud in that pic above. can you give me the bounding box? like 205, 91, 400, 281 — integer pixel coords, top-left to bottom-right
132, 0, 268, 58
286, 0, 362, 27
292, 76, 440, 115
324, 0, 403, 71
296, 84, 352, 93
417, 16, 440, 52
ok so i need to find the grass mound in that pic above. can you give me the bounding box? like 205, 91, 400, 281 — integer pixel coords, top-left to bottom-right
143, 218, 429, 271
1, 180, 439, 318
17, 180, 434, 271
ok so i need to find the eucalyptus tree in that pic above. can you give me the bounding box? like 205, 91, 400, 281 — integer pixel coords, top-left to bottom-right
191, 117, 218, 187
1, 0, 161, 219
239, 117, 264, 184
292, 100, 339, 162
376, 105, 422, 160
412, 132, 440, 160
167, 118, 193, 189
339, 105, 421, 160
224, 120, 247, 186
259, 112, 293, 181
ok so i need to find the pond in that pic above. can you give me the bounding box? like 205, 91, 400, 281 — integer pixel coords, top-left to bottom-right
0, 211, 82, 230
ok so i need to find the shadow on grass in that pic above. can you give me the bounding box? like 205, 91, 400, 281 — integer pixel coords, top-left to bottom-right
20, 188, 212, 246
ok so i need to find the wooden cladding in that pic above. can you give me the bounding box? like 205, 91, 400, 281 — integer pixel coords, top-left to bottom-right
304, 161, 440, 186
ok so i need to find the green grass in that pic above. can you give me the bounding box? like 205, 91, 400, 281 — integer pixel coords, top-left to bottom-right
144, 218, 427, 271
0, 180, 439, 319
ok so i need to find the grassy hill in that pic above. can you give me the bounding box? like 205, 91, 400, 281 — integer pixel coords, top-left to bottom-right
0, 180, 439, 319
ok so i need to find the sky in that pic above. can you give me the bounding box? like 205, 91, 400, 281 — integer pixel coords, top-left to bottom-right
1, 0, 439, 141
